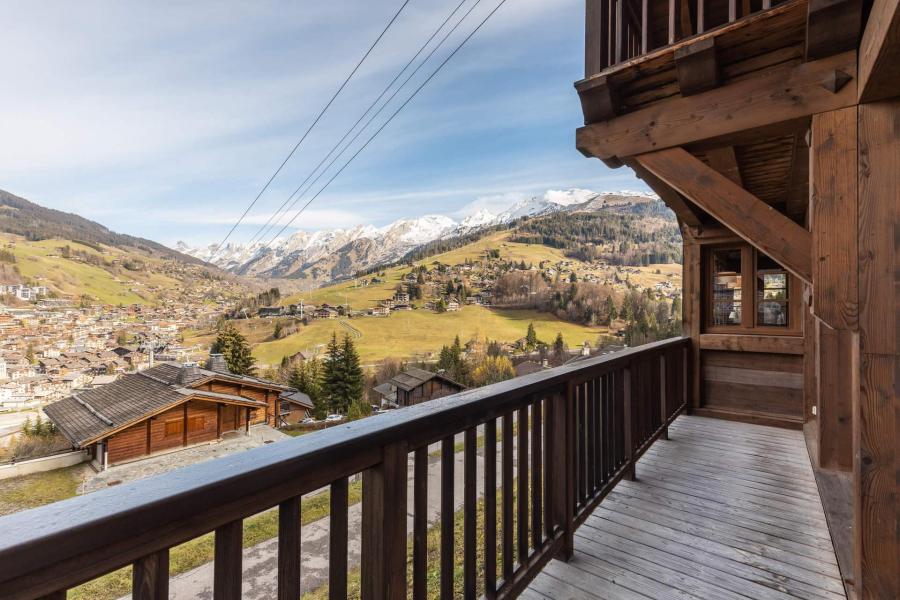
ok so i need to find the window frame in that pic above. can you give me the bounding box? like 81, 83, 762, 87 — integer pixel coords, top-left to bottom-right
703, 244, 800, 335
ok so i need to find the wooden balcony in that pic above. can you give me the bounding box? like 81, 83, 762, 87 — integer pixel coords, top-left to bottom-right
0, 337, 851, 599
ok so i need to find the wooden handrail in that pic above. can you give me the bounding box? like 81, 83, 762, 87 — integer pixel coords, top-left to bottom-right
0, 336, 689, 600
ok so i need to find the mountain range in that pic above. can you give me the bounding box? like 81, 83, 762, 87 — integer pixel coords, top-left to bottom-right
177, 189, 661, 282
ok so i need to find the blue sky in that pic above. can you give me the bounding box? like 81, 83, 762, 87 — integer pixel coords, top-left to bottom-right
0, 0, 647, 246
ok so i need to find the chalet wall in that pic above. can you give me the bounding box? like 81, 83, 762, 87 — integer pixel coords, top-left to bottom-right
207, 381, 274, 426
150, 405, 186, 454
107, 422, 147, 464
698, 349, 804, 426
186, 401, 218, 446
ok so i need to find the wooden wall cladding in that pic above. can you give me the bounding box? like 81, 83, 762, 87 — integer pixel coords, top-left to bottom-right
107, 422, 148, 464
186, 401, 218, 446
700, 350, 804, 421
150, 406, 186, 454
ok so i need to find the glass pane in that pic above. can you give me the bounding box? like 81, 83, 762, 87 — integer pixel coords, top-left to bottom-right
714, 301, 742, 325
757, 253, 789, 327
712, 249, 742, 326
758, 301, 788, 326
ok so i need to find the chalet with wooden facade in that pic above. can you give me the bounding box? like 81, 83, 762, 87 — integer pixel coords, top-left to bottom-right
374, 367, 465, 407
0, 1, 896, 599
44, 357, 294, 467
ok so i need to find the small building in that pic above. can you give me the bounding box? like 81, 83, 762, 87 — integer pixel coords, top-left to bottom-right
375, 367, 465, 408
44, 357, 294, 469
279, 391, 314, 425
258, 306, 285, 318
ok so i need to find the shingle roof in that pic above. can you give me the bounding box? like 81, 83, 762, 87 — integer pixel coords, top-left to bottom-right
44, 362, 287, 447
388, 367, 463, 392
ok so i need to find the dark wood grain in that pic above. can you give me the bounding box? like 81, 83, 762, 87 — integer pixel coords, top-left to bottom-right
413, 448, 428, 600
329, 479, 348, 600
132, 549, 168, 600
530, 399, 543, 550
440, 436, 455, 600
517, 406, 529, 563
858, 0, 900, 102
214, 521, 242, 600
484, 419, 498, 598
502, 413, 515, 580
464, 428, 477, 600
278, 496, 301, 600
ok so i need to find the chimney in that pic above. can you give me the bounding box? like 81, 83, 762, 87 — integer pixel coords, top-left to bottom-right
149, 348, 154, 368
177, 362, 200, 385
205, 353, 230, 374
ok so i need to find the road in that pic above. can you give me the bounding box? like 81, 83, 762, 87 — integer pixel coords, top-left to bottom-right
133, 421, 526, 599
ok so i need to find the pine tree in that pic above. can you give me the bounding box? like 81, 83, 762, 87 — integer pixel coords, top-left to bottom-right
553, 332, 567, 363
606, 295, 618, 321
526, 322, 538, 349
322, 333, 345, 414
210, 322, 255, 375
341, 334, 365, 412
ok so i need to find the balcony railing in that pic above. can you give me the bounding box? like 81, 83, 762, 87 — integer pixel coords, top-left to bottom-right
585, 0, 782, 75
0, 337, 688, 600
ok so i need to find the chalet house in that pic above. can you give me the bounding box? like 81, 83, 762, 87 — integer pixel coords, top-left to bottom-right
445, 297, 460, 312
375, 367, 465, 408
278, 391, 314, 425
44, 357, 293, 468
313, 306, 339, 319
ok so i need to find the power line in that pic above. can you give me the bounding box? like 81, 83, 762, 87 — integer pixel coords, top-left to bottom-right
260, 0, 489, 248
206, 0, 413, 263
245, 0, 470, 246
262, 0, 509, 250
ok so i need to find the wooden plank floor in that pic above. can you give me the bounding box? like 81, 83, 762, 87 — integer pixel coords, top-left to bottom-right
525, 415, 846, 600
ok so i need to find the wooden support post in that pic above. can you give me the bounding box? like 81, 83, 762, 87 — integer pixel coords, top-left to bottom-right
245, 407, 250, 435
806, 0, 864, 61
183, 404, 188, 447
854, 99, 899, 600
361, 442, 408, 600
551, 389, 573, 561
216, 404, 222, 439
132, 549, 168, 600
615, 0, 625, 63
674, 38, 719, 96
585, 0, 606, 76
858, 0, 900, 102
277, 496, 301, 600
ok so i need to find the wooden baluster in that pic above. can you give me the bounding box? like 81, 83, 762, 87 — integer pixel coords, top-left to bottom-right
668, 0, 677, 43
615, 0, 625, 64
607, 0, 615, 67
623, 367, 635, 481
530, 399, 542, 550
329, 478, 349, 600
641, 0, 649, 53
133, 549, 168, 600
585, 0, 606, 77
361, 442, 408, 600
588, 379, 597, 495
542, 397, 554, 541
728, 0, 737, 21
215, 520, 242, 600
762, 0, 771, 8
501, 413, 514, 580
580, 383, 589, 503
413, 448, 428, 600
440, 436, 455, 600
660, 354, 669, 439
484, 419, 498, 598
697, 0, 705, 33
563, 383, 576, 559
517, 406, 529, 563
683, 345, 690, 411
464, 428, 477, 600
278, 497, 301, 600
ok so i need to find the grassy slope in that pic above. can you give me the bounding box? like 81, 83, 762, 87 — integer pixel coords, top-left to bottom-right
1, 234, 181, 305
0, 466, 81, 516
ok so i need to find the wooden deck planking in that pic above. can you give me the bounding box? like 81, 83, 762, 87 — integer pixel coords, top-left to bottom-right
526, 415, 845, 599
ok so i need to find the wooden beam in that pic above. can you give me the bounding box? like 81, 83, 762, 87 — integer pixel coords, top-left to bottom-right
674, 38, 719, 96
625, 158, 705, 230
811, 107, 858, 330
805, 0, 864, 61
854, 99, 899, 599
577, 75, 620, 125
577, 50, 857, 161
858, 0, 900, 102
636, 147, 813, 283
698, 333, 805, 354
817, 323, 856, 471
704, 146, 741, 186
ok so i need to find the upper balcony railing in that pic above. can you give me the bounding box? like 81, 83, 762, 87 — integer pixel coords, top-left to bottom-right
585, 0, 782, 76
0, 337, 688, 600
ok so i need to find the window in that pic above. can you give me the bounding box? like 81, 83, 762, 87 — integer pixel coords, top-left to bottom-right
756, 254, 789, 327
711, 249, 742, 326
164, 420, 183, 437
705, 246, 794, 332
188, 416, 205, 432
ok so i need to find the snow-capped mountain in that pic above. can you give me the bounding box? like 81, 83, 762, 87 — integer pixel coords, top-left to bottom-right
177, 189, 660, 281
